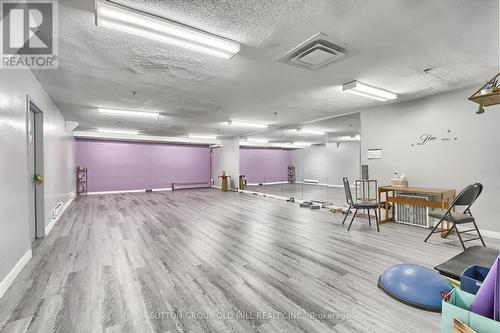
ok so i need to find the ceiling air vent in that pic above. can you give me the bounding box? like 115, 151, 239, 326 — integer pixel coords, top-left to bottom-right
279, 33, 348, 70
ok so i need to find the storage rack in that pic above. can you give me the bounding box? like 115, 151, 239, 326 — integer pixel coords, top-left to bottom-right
77, 166, 87, 196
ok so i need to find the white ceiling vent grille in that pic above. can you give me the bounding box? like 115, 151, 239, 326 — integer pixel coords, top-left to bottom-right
279, 33, 348, 70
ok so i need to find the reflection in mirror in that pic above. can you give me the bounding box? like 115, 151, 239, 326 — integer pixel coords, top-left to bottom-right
239, 145, 291, 197
325, 113, 361, 207
238, 112, 361, 207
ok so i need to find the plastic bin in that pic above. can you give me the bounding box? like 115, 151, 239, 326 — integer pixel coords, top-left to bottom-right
461, 265, 490, 295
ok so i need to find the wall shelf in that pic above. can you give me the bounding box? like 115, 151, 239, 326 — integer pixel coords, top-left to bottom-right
468, 73, 500, 107
468, 90, 500, 106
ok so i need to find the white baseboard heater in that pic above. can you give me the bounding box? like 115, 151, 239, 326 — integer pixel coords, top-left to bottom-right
53, 202, 64, 218
395, 193, 431, 228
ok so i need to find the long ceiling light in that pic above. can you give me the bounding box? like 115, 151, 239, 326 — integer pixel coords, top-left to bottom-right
227, 120, 268, 129
95, 0, 240, 59
293, 141, 313, 146
334, 135, 361, 142
188, 134, 217, 140
297, 128, 325, 136
245, 138, 269, 143
98, 128, 139, 135
98, 108, 159, 119
240, 141, 269, 147
342, 81, 397, 101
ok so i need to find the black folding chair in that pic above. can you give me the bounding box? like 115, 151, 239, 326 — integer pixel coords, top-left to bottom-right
342, 177, 380, 232
424, 183, 486, 250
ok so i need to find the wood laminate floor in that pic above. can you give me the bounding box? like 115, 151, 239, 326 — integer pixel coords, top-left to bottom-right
1, 189, 498, 333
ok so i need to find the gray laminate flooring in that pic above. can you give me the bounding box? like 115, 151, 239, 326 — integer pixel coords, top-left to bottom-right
0, 189, 498, 333
245, 184, 348, 205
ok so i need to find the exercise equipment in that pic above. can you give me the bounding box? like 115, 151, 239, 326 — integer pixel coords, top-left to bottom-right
287, 164, 295, 183
286, 197, 295, 202
435, 246, 500, 280
300, 202, 312, 208
469, 255, 500, 320
330, 207, 344, 214
239, 175, 246, 190
218, 173, 231, 192
310, 201, 321, 209
378, 263, 453, 312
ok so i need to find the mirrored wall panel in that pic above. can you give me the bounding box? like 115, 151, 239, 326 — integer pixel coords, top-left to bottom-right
240, 147, 293, 198
239, 113, 361, 207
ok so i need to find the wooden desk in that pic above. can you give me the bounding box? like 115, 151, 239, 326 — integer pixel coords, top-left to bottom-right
378, 185, 456, 237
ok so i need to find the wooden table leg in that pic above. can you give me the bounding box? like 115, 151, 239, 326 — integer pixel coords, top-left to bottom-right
378, 189, 381, 223
440, 194, 453, 238
391, 190, 395, 221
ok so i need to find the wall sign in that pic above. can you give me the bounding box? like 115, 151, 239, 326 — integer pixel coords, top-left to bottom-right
367, 148, 382, 159
411, 130, 459, 147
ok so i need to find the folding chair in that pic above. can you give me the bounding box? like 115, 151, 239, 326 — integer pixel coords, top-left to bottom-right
424, 183, 486, 250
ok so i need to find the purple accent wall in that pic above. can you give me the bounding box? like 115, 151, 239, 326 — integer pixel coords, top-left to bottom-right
239, 148, 292, 184
76, 139, 211, 192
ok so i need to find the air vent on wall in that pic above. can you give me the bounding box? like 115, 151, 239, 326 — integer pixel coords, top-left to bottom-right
279, 33, 348, 70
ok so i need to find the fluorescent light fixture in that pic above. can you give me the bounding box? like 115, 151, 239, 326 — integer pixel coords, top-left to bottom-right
245, 138, 269, 143
95, 0, 240, 59
98, 108, 159, 119
240, 141, 268, 147
293, 141, 312, 146
188, 134, 217, 140
342, 81, 397, 101
335, 135, 361, 141
227, 120, 268, 129
297, 128, 325, 136
97, 128, 139, 135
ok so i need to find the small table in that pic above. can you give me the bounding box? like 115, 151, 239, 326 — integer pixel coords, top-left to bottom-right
378, 185, 456, 237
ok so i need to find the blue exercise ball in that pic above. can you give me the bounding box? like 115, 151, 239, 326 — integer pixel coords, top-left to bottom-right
378, 264, 453, 312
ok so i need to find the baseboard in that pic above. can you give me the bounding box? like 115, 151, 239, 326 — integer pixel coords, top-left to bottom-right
480, 229, 500, 240
45, 195, 75, 236
87, 188, 175, 195
247, 181, 288, 186
0, 249, 32, 299
87, 189, 147, 195
295, 181, 345, 188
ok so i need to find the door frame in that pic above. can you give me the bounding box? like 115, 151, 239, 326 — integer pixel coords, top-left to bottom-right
26, 95, 45, 239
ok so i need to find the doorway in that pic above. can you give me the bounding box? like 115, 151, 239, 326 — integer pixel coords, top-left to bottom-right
27, 97, 45, 242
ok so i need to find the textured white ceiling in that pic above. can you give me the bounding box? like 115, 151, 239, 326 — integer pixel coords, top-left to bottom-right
33, 0, 499, 140
247, 112, 361, 143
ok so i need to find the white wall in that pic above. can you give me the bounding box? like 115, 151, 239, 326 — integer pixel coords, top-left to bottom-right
291, 142, 361, 186
211, 137, 240, 189
360, 86, 500, 234
0, 70, 76, 290
326, 142, 361, 184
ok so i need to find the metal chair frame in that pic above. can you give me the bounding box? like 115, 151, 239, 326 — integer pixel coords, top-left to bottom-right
424, 183, 486, 250
342, 177, 380, 232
